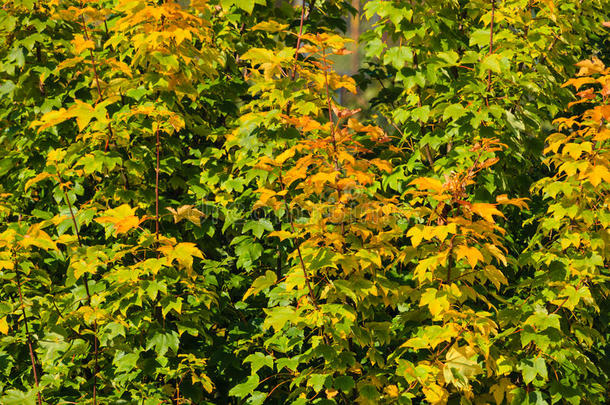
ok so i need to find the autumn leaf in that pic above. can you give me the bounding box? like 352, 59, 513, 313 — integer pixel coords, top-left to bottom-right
455, 245, 484, 269
0, 317, 8, 335
167, 205, 205, 226
470, 203, 504, 223
410, 177, 444, 192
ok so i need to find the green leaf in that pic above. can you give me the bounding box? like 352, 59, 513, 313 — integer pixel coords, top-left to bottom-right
263, 306, 296, 331
229, 375, 260, 399
333, 376, 355, 392
443, 103, 466, 121
520, 357, 548, 384
244, 270, 277, 300
307, 374, 328, 393
481, 54, 502, 73
244, 352, 274, 374
0, 390, 37, 405
146, 331, 180, 356
243, 218, 274, 238
470, 29, 491, 47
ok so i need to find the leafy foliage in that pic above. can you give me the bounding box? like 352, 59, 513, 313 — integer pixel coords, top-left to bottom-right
0, 0, 608, 404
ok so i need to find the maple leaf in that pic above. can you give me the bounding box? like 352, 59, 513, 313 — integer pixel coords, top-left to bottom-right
167, 205, 205, 226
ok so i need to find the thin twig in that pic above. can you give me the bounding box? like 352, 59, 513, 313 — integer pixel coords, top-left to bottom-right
291, 4, 306, 80
59, 179, 98, 405
321, 47, 347, 235
155, 121, 160, 257
15, 259, 42, 405
278, 171, 318, 309
80, 12, 114, 151
485, 0, 496, 106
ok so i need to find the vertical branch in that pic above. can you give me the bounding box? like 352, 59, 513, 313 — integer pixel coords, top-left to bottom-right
59, 180, 98, 405
291, 3, 306, 80
485, 0, 496, 106
290, 0, 318, 80
322, 47, 337, 148
278, 171, 319, 309
80, 12, 114, 152
15, 259, 42, 405
321, 47, 347, 235
350, 0, 360, 75
155, 121, 161, 258
412, 45, 435, 166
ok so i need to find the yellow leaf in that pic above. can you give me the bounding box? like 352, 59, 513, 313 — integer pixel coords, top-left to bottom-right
33, 108, 72, 132
275, 148, 296, 165
0, 260, 14, 270
167, 205, 205, 226
428, 295, 450, 318
250, 20, 289, 33
562, 77, 597, 90
587, 165, 610, 187
443, 345, 483, 388
593, 128, 610, 142
484, 265, 508, 289
72, 34, 95, 54
455, 245, 484, 269
159, 242, 204, 271
385, 385, 399, 397
71, 100, 96, 132
95, 204, 140, 235
255, 188, 277, 208
484, 243, 508, 267
19, 223, 57, 251
420, 288, 450, 318
470, 203, 504, 223
268, 230, 293, 241
406, 225, 424, 248
370, 158, 392, 173
422, 383, 449, 405
410, 177, 444, 192
490, 378, 512, 405
172, 28, 192, 45
329, 73, 357, 93
309, 171, 338, 189
496, 194, 528, 209
575, 57, 605, 76
72, 258, 98, 280
433, 223, 457, 242
0, 317, 8, 334
562, 142, 592, 159
25, 172, 54, 191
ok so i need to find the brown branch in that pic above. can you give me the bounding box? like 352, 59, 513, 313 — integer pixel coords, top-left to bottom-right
266, 379, 290, 400
278, 171, 318, 309
155, 122, 161, 258
15, 260, 42, 405
485, 0, 496, 106
322, 48, 337, 152
80, 13, 114, 152
291, 3, 306, 80
58, 179, 98, 405
445, 236, 455, 283
322, 47, 347, 235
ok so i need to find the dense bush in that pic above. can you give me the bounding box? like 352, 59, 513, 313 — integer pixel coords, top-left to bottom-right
0, 1, 608, 404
